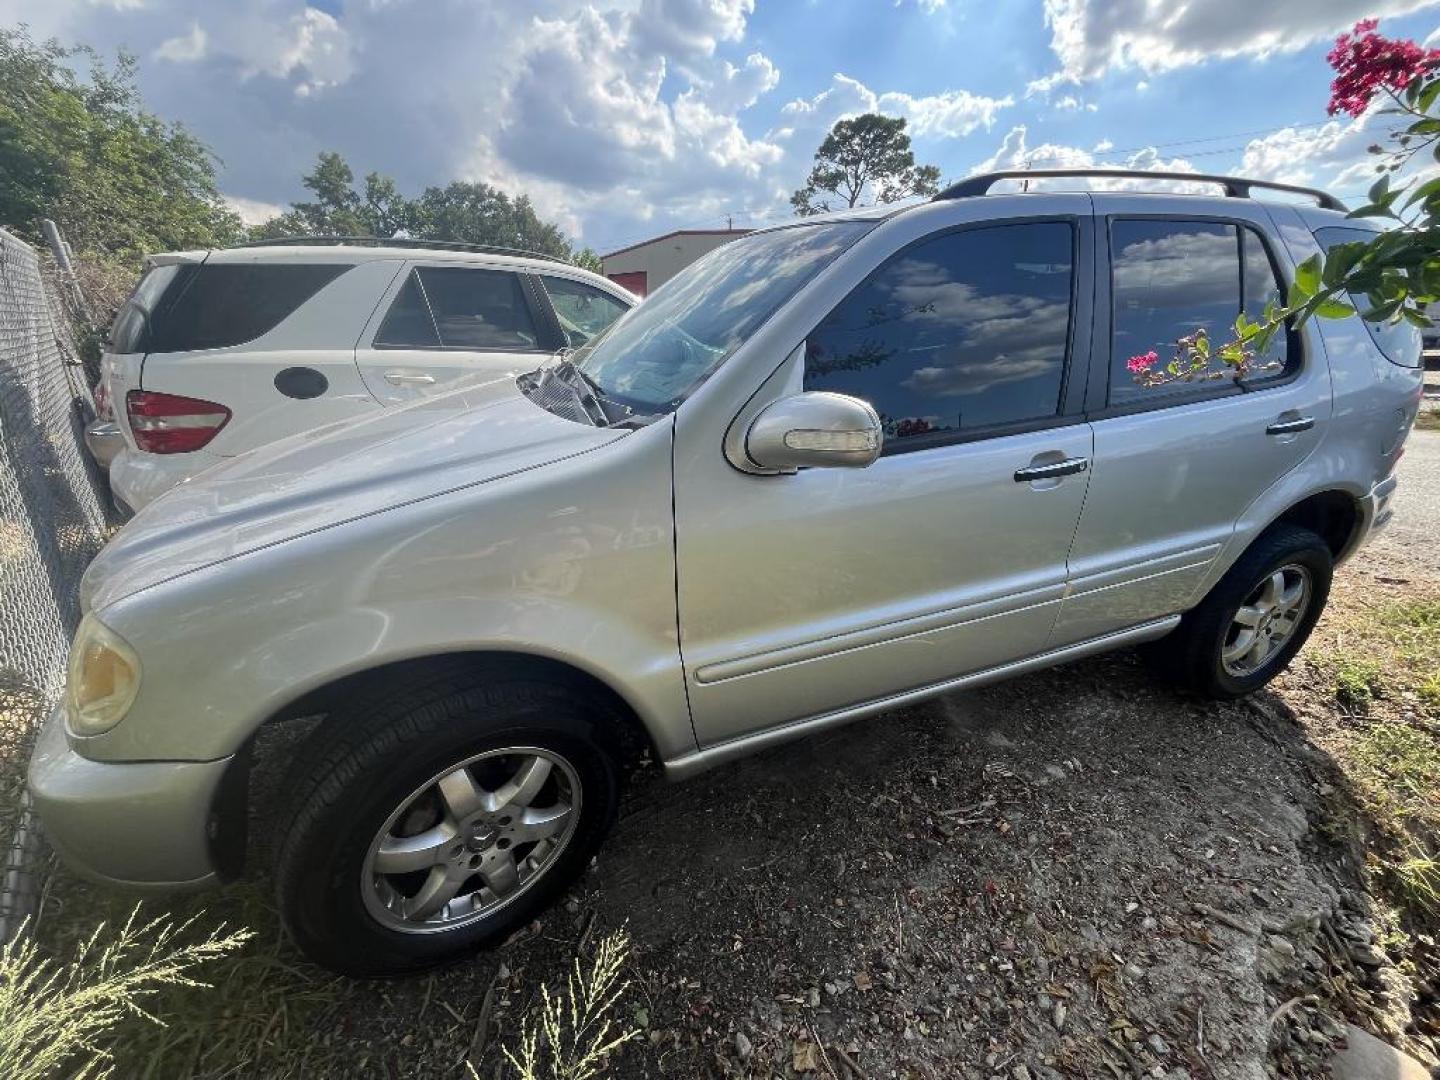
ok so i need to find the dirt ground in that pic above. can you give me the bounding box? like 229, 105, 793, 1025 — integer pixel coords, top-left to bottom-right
27, 433, 1440, 1079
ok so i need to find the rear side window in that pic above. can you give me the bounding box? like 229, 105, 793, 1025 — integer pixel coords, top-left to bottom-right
539, 276, 630, 346
109, 264, 186, 354
139, 264, 350, 354
1313, 226, 1422, 367
1109, 219, 1290, 406
804, 221, 1075, 448
376, 267, 540, 350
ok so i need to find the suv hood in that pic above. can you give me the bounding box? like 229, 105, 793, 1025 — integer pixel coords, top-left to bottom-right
84, 375, 626, 610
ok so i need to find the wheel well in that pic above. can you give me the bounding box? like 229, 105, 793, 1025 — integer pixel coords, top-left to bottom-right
1271, 490, 1361, 559
218, 651, 657, 880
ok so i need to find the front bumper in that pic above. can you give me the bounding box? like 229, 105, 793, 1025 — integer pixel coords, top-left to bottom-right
27, 703, 228, 890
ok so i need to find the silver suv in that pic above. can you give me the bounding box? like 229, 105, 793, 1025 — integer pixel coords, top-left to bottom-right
30, 171, 1420, 975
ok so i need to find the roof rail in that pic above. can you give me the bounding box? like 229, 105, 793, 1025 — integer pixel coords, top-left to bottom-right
234, 235, 574, 264
934, 169, 1347, 211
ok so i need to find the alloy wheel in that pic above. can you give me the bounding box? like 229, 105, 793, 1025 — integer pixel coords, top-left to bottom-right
1220, 564, 1312, 678
360, 747, 581, 934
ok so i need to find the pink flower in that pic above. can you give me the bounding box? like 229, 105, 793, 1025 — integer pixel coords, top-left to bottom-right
1127, 351, 1158, 374
1327, 20, 1440, 117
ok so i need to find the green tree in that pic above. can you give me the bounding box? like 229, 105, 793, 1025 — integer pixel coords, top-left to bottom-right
253, 154, 602, 268
791, 113, 941, 216
0, 28, 241, 258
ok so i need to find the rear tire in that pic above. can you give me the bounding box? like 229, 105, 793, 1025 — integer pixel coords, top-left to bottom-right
274, 664, 620, 976
1144, 524, 1332, 699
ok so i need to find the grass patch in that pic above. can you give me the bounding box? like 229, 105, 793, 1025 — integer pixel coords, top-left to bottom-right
1, 910, 250, 1079
1303, 582, 1440, 929
35, 877, 344, 1077
1334, 657, 1386, 711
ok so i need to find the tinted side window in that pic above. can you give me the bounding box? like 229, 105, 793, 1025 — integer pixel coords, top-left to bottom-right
417, 267, 539, 350
109, 264, 185, 354
375, 272, 440, 347
1313, 226, 1422, 367
540, 276, 630, 346
804, 221, 1074, 447
1109, 220, 1292, 405
146, 264, 350, 353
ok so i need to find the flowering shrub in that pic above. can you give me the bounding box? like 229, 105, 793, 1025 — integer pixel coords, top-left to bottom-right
1133, 19, 1440, 392
1327, 19, 1440, 118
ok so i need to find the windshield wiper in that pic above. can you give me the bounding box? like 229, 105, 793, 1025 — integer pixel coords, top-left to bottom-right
539, 354, 610, 427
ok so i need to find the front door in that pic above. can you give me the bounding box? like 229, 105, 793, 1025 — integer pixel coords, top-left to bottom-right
674, 212, 1098, 747
1050, 197, 1332, 646
354, 263, 554, 405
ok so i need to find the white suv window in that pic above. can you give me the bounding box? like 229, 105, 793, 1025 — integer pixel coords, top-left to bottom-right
540, 276, 629, 347
376, 267, 540, 351
112, 263, 351, 354
1109, 219, 1290, 406
804, 220, 1075, 449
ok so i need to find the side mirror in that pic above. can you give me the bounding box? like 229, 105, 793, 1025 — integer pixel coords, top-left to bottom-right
744, 391, 882, 472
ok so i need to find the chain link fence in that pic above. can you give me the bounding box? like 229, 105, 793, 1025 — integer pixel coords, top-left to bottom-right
0, 225, 116, 940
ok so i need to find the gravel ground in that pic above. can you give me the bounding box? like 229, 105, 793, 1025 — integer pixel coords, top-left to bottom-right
32, 433, 1440, 1079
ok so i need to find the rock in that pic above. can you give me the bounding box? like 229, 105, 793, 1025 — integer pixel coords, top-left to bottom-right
1268, 935, 1296, 958
793, 1041, 819, 1073
1146, 1033, 1169, 1057
1053, 1002, 1067, 1031
1349, 943, 1387, 967
1330, 1024, 1431, 1080
734, 1031, 752, 1060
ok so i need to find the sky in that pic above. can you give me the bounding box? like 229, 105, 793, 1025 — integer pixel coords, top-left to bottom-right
6, 0, 1440, 255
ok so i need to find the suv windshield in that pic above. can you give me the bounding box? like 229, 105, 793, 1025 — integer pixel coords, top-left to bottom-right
573, 222, 870, 418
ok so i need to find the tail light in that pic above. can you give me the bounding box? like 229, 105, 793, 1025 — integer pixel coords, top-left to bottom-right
126, 390, 231, 454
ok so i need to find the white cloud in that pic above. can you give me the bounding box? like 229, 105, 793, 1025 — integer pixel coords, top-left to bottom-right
969, 124, 1213, 193
222, 194, 284, 226
1035, 0, 1440, 86
1239, 108, 1435, 199
7, 0, 1015, 250
781, 73, 1013, 143
153, 21, 204, 62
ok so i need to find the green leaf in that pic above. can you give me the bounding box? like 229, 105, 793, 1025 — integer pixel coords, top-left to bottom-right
1312, 298, 1355, 319
1417, 77, 1440, 113
1290, 253, 1322, 303
1361, 298, 1405, 322
1369, 173, 1392, 204
1403, 175, 1440, 209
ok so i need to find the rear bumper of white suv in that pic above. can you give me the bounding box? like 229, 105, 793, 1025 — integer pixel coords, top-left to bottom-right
27, 703, 227, 889
110, 446, 224, 516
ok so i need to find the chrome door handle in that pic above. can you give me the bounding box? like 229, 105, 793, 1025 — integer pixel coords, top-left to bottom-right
1014, 457, 1089, 483
1266, 416, 1315, 435
384, 370, 436, 387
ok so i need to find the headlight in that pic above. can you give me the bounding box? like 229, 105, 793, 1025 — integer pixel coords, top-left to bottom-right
65, 615, 141, 736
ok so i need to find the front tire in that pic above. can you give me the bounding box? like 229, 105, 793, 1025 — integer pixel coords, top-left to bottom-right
274, 666, 620, 976
1146, 524, 1332, 699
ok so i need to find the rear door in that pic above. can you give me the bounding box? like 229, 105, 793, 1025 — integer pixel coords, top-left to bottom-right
354, 262, 557, 405
1050, 197, 1332, 646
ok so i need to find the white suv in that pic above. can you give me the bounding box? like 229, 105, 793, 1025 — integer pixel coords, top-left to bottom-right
94, 240, 635, 514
